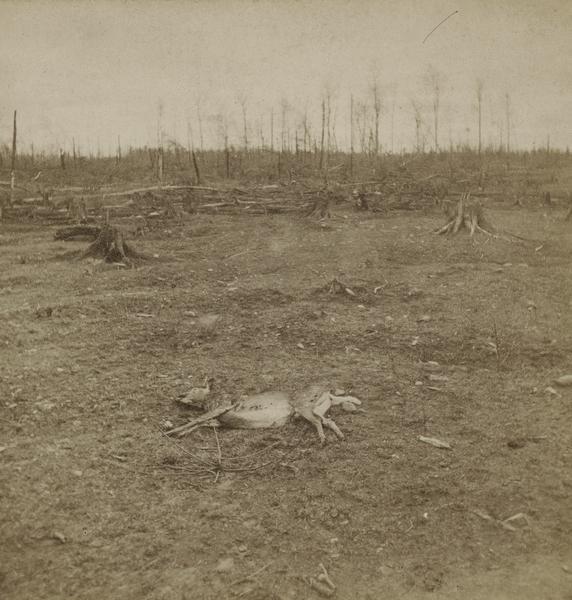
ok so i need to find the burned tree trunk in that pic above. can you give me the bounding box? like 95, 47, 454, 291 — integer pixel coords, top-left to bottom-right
436, 192, 494, 236
81, 224, 142, 264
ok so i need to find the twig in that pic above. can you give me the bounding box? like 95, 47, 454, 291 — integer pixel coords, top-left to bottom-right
221, 460, 277, 473
160, 431, 219, 469
164, 404, 235, 436
224, 248, 253, 261
222, 441, 281, 461
213, 425, 222, 469
230, 562, 272, 587
318, 563, 336, 590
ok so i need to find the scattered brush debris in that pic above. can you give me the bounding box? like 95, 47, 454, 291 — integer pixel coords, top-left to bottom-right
161, 426, 277, 483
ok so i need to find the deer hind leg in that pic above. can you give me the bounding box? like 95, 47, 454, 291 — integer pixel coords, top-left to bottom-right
321, 417, 344, 439
313, 419, 326, 444
312, 392, 344, 440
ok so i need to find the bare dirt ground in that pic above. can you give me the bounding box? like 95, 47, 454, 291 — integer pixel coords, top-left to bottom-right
1, 202, 571, 599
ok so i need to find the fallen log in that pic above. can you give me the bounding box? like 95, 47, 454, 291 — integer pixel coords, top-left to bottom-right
54, 225, 101, 241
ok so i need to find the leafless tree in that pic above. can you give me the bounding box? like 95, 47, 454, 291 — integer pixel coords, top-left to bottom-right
424, 65, 441, 151
371, 78, 382, 155
476, 79, 484, 155
411, 100, 423, 153
236, 94, 249, 152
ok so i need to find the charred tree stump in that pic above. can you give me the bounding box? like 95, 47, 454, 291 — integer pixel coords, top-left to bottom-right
306, 194, 331, 220
353, 191, 369, 211
436, 192, 494, 236
81, 224, 142, 264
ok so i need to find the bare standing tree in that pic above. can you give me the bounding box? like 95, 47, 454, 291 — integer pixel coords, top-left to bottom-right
411, 100, 423, 153
505, 93, 511, 153
349, 94, 354, 177
476, 79, 484, 155
237, 94, 249, 152
196, 95, 205, 153
10, 110, 17, 206
371, 78, 382, 155
319, 97, 325, 170
280, 99, 289, 153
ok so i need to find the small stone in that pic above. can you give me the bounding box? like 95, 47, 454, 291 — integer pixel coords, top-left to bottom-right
296, 342, 305, 349
415, 381, 424, 386
378, 565, 394, 576
428, 374, 449, 382
215, 557, 235, 573
237, 544, 248, 553
417, 315, 431, 322
71, 470, 83, 477
52, 531, 66, 544
421, 361, 441, 371
554, 375, 572, 387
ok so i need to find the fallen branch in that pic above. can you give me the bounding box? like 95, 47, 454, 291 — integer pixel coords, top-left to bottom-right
54, 225, 101, 241
164, 405, 235, 437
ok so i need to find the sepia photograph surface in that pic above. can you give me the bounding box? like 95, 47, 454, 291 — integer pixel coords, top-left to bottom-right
1, 1, 571, 598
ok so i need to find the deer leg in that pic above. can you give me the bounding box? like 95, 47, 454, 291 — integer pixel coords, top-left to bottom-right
321, 417, 344, 439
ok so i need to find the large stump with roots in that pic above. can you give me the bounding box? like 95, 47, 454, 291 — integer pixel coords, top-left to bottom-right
436, 192, 494, 236
81, 224, 141, 264
306, 195, 331, 220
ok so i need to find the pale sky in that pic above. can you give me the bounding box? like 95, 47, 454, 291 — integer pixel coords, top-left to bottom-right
1, 0, 571, 154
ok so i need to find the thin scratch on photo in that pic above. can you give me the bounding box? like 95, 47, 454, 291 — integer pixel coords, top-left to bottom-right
423, 10, 459, 44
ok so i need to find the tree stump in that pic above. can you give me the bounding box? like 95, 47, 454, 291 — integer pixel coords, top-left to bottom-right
436, 192, 494, 236
81, 224, 141, 264
306, 194, 331, 220
353, 191, 369, 211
